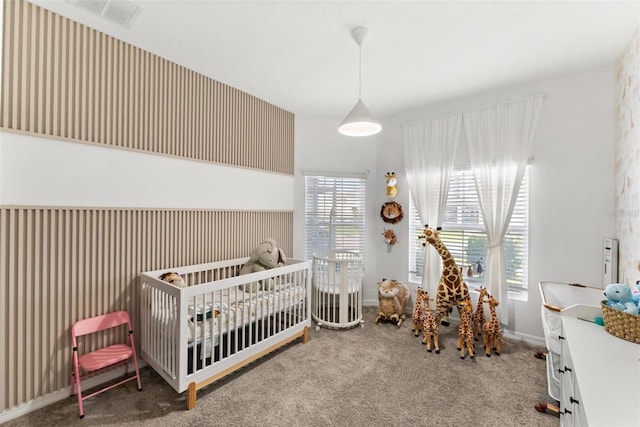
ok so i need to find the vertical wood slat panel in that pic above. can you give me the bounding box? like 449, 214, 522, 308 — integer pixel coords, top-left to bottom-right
0, 0, 294, 174
0, 207, 293, 412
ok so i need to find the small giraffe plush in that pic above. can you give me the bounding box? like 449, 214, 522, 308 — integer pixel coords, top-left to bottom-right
411, 287, 426, 337
385, 172, 398, 199
419, 225, 470, 327
481, 294, 503, 357
421, 291, 440, 354
472, 286, 489, 340
456, 298, 475, 359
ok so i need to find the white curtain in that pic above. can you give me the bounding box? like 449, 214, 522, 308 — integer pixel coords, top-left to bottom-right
402, 113, 462, 297
463, 93, 543, 324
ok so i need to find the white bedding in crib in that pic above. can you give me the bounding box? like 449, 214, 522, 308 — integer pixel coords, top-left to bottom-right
185, 283, 306, 345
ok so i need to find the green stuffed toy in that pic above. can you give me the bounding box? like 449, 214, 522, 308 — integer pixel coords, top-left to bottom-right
239, 238, 286, 292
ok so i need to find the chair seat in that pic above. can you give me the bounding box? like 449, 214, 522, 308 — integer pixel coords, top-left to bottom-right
79, 344, 133, 372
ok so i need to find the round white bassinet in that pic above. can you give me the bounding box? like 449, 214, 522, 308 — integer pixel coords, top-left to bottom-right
312, 250, 364, 330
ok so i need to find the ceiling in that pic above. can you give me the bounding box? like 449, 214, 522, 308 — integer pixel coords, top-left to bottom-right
30, 0, 640, 120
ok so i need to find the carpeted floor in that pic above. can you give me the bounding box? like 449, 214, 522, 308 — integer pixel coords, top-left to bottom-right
4, 307, 559, 426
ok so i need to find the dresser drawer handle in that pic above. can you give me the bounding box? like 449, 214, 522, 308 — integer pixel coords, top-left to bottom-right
570, 397, 580, 405
564, 366, 572, 372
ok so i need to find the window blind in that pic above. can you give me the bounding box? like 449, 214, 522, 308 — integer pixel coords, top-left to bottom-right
304, 175, 366, 261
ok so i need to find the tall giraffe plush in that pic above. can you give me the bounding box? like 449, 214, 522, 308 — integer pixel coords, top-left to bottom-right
419, 225, 470, 327
456, 298, 475, 359
472, 286, 489, 340
481, 294, 503, 357
421, 291, 440, 354
411, 287, 426, 337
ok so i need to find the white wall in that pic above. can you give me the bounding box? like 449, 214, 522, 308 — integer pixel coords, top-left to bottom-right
295, 64, 617, 342
293, 116, 381, 298
0, 132, 293, 210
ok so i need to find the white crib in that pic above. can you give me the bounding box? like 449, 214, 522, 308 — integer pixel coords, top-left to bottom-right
139, 257, 311, 409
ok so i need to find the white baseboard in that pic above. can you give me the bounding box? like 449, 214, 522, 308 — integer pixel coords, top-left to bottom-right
0, 361, 147, 424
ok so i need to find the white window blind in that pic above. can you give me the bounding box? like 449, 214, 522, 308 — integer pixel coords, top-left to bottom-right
409, 167, 529, 292
304, 175, 366, 261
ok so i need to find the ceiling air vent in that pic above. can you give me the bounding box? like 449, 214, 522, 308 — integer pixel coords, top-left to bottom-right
68, 0, 141, 29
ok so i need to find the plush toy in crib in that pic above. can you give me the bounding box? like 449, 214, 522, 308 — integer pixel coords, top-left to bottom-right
375, 278, 409, 327
239, 238, 286, 292
160, 271, 186, 288
604, 283, 638, 315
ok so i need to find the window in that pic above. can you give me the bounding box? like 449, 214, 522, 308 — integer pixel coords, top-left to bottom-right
304, 175, 366, 261
409, 167, 529, 293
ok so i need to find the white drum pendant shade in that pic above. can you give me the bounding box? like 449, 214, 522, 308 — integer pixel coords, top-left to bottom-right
338, 99, 382, 136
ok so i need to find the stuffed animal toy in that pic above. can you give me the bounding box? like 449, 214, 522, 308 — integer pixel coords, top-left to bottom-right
382, 228, 397, 246
604, 283, 638, 315
375, 278, 409, 327
380, 201, 404, 224
239, 238, 286, 292
385, 172, 398, 199
632, 281, 640, 306
160, 271, 186, 288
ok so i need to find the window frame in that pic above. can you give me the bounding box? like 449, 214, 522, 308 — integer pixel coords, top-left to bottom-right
408, 166, 529, 294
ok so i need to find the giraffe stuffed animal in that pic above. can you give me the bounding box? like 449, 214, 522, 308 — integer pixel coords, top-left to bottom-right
419, 225, 470, 327
472, 286, 489, 340
421, 290, 440, 354
456, 298, 475, 359
385, 172, 398, 199
411, 287, 426, 336
481, 294, 503, 357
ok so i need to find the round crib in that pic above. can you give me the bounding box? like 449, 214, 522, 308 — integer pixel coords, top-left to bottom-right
312, 250, 364, 330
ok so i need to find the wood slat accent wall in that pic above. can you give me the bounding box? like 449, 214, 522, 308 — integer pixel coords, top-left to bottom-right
0, 207, 293, 411
1, 0, 294, 174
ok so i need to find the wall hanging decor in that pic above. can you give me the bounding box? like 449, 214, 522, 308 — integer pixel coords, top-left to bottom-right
385, 172, 398, 198
382, 228, 397, 245
380, 201, 404, 224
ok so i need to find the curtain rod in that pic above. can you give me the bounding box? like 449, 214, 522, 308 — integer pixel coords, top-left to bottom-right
401, 92, 545, 127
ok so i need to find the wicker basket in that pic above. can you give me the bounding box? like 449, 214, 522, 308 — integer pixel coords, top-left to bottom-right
600, 301, 640, 344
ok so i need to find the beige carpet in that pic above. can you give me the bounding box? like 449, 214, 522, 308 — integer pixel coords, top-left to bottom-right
5, 307, 559, 427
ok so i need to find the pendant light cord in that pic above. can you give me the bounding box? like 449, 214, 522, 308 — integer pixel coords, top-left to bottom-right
358, 41, 362, 99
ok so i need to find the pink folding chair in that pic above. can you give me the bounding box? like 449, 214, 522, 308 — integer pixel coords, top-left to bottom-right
70, 310, 142, 418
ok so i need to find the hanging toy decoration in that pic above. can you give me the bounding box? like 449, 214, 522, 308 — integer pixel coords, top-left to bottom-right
382, 228, 397, 246
380, 201, 404, 224
385, 172, 398, 199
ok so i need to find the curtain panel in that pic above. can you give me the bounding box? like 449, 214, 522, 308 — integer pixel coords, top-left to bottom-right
402, 113, 462, 297
463, 93, 544, 324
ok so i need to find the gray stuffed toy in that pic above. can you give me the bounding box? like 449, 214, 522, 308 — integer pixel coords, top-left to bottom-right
239, 238, 286, 292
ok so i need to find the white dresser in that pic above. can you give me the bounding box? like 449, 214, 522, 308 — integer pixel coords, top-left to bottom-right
559, 315, 640, 426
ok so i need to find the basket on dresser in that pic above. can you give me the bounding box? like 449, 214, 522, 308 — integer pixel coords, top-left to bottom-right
600, 300, 640, 344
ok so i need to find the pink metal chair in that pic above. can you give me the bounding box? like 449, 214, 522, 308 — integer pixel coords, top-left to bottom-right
70, 310, 142, 418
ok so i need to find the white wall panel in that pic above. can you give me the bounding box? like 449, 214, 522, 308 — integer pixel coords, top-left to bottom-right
0, 131, 293, 210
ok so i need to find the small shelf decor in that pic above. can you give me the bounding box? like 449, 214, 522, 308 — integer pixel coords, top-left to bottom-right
312, 250, 364, 330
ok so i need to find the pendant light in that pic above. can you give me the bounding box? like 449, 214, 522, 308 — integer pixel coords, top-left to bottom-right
338, 27, 382, 137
